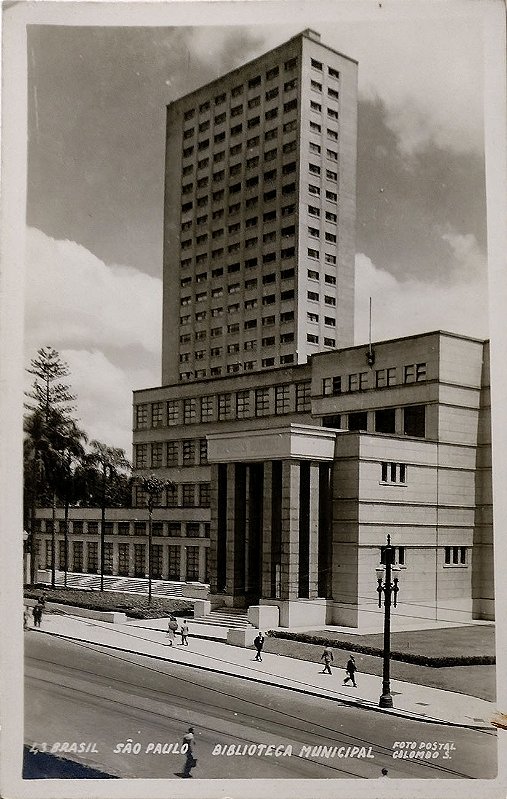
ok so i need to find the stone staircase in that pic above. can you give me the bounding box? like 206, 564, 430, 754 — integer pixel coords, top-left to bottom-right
46, 571, 187, 599
193, 607, 254, 629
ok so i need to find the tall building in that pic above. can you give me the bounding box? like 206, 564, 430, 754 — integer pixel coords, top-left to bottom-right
162, 29, 357, 385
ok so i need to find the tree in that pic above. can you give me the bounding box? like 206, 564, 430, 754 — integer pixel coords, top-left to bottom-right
24, 348, 79, 585
85, 441, 130, 590
137, 475, 175, 605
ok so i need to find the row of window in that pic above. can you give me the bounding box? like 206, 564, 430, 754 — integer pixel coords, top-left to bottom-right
35, 519, 210, 538
379, 546, 469, 568
179, 354, 296, 379
181, 205, 297, 238
40, 539, 206, 581
133, 482, 211, 509
180, 268, 296, 293
181, 309, 295, 328
182, 101, 298, 158
182, 58, 299, 123
182, 81, 299, 140
310, 99, 339, 120
181, 179, 298, 218
322, 363, 427, 396
307, 334, 336, 347
181, 161, 301, 200
321, 405, 426, 438
135, 438, 208, 469
180, 333, 296, 362
182, 119, 299, 170
135, 382, 312, 429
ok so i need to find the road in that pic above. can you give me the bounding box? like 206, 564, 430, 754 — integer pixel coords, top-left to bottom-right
24, 633, 497, 780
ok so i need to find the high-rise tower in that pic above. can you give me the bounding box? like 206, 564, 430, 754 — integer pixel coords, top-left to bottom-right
162, 29, 357, 385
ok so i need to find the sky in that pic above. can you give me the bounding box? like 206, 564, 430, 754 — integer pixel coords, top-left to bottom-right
24, 5, 491, 453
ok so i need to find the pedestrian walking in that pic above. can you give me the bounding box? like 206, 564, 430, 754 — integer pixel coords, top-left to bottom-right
23, 607, 30, 630
343, 655, 357, 687
182, 727, 197, 778
253, 631, 265, 661
32, 603, 43, 628
166, 617, 178, 646
180, 621, 189, 646
39, 592, 47, 609
320, 646, 333, 674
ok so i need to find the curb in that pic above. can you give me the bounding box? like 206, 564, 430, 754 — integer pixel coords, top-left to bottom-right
36, 628, 496, 732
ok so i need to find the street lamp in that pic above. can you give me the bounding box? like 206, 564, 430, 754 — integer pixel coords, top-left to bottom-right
375, 534, 400, 708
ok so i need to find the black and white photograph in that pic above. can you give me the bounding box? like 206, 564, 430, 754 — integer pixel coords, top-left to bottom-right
1, 0, 507, 797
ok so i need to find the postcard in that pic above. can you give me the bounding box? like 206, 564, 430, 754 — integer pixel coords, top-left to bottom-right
1, 1, 506, 797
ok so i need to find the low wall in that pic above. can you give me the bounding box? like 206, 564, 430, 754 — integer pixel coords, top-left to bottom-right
25, 598, 127, 624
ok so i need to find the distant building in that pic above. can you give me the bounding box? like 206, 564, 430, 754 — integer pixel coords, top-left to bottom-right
34, 32, 494, 629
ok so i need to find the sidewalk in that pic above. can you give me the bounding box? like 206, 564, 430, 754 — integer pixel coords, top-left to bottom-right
30, 613, 496, 731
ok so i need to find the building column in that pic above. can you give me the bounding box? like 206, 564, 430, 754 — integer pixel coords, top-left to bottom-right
210, 463, 226, 593
262, 461, 274, 598
225, 462, 247, 601
308, 462, 320, 598
162, 543, 169, 580
179, 545, 187, 582
280, 460, 300, 600
112, 541, 119, 576
198, 545, 207, 583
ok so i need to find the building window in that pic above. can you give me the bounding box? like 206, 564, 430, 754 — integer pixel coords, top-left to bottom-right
87, 542, 98, 574
118, 543, 129, 576
99, 542, 112, 575
236, 390, 250, 419
183, 398, 197, 424
444, 546, 468, 566
199, 483, 211, 507
134, 543, 146, 577
135, 443, 148, 469
151, 402, 165, 428
199, 438, 208, 464
182, 439, 196, 466
168, 546, 180, 580
218, 393, 233, 420
296, 381, 311, 412
118, 522, 129, 536
182, 484, 195, 507
348, 411, 368, 431
136, 404, 148, 429
167, 442, 178, 467
380, 462, 407, 484
151, 442, 163, 468
72, 541, 83, 572
167, 483, 178, 507
275, 385, 290, 415
201, 395, 214, 421
307, 334, 319, 344
255, 387, 270, 416
186, 546, 200, 581
151, 544, 163, 579
404, 405, 426, 437
375, 408, 396, 434
376, 368, 397, 388
380, 545, 406, 566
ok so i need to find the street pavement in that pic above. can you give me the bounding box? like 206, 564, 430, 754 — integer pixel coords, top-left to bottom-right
26, 612, 496, 731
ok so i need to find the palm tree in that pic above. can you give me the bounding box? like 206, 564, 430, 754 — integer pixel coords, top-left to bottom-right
54, 419, 88, 587
86, 441, 130, 590
137, 475, 175, 605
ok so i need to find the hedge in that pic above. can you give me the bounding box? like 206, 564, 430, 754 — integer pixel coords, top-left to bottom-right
266, 630, 496, 667
24, 587, 193, 619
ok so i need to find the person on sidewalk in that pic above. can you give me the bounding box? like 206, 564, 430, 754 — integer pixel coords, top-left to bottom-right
343, 655, 357, 687
182, 727, 197, 778
320, 646, 334, 674
253, 632, 265, 661
23, 607, 30, 630
32, 602, 43, 629
166, 617, 178, 646
180, 621, 189, 646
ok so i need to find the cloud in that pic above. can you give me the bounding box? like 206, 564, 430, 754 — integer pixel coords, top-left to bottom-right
24, 227, 161, 451
354, 247, 489, 345
25, 227, 161, 355
242, 17, 484, 158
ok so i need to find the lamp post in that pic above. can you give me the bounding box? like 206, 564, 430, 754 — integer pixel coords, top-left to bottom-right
376, 534, 399, 708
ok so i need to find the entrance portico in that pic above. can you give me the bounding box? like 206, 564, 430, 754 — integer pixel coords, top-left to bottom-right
207, 425, 337, 626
